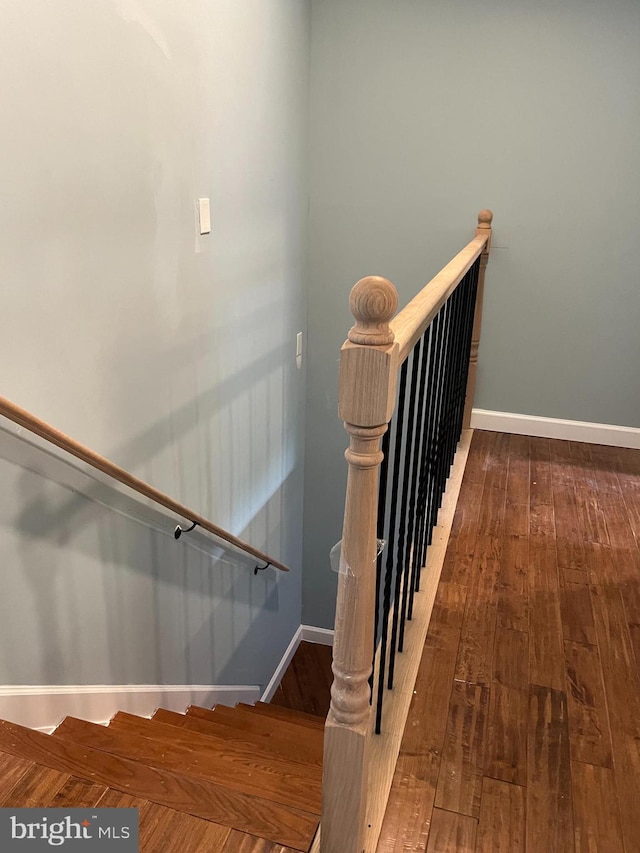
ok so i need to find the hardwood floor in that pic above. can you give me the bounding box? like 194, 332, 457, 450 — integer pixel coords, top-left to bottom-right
378, 430, 640, 853
271, 641, 333, 719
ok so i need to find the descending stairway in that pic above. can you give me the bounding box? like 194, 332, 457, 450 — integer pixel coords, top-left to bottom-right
0, 701, 324, 852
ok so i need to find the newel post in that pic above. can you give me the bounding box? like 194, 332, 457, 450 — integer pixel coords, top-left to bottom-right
321, 277, 399, 853
463, 209, 493, 429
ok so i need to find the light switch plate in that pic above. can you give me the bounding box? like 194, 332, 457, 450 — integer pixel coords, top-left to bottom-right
296, 331, 303, 369
198, 198, 211, 235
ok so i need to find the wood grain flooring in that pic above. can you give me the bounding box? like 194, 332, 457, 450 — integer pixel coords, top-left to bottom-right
378, 430, 640, 853
0, 717, 319, 850
270, 641, 333, 719
0, 640, 329, 853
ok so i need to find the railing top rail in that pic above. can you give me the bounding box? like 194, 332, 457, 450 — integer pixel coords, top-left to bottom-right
0, 395, 289, 573
390, 210, 492, 363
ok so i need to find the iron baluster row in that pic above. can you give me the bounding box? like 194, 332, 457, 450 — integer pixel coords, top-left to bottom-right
372, 258, 482, 733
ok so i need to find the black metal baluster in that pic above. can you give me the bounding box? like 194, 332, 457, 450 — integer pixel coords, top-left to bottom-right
451, 271, 470, 439
414, 322, 438, 593
454, 261, 480, 436
451, 270, 472, 440
374, 361, 408, 733
436, 294, 456, 509
394, 338, 423, 660
428, 302, 450, 543
421, 308, 445, 570
444, 282, 465, 470
388, 345, 421, 674
371, 423, 391, 697
441, 291, 459, 488
406, 328, 430, 621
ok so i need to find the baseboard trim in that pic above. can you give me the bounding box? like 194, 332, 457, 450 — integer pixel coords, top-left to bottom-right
0, 684, 261, 733
471, 408, 640, 449
301, 625, 334, 646
261, 627, 303, 703
3, 624, 337, 731
261, 624, 334, 703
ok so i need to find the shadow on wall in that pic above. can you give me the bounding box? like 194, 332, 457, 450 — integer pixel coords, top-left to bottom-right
100, 292, 296, 503
6, 292, 295, 543
0, 446, 295, 689
0, 313, 301, 688
11, 292, 295, 542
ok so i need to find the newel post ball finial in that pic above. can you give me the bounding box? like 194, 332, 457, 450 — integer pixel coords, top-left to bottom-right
348, 276, 398, 345
477, 209, 493, 229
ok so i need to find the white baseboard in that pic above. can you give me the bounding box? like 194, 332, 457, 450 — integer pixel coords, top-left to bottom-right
471, 408, 640, 449
0, 683, 261, 733
2, 625, 336, 730
301, 625, 334, 646
261, 626, 303, 702
261, 624, 334, 703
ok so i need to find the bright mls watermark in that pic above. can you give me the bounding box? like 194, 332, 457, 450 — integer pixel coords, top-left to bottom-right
0, 809, 138, 850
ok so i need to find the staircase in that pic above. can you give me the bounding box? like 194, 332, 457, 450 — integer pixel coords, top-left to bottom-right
0, 701, 324, 851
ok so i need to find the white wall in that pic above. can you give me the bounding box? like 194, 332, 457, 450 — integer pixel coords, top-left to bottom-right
0, 0, 310, 688
303, 0, 640, 627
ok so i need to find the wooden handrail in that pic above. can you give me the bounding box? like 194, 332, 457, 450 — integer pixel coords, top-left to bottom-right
391, 219, 490, 364
0, 395, 289, 573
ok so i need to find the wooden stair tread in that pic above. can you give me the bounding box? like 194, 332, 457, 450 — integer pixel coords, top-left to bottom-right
240, 701, 326, 729
0, 763, 70, 807
0, 718, 318, 850
221, 828, 302, 852
95, 788, 149, 810
49, 776, 108, 807
53, 716, 321, 814
95, 794, 235, 852
0, 765, 241, 853
0, 762, 108, 810
188, 704, 324, 747
108, 713, 320, 782
109, 711, 320, 779
139, 801, 231, 852
152, 709, 322, 767
0, 750, 33, 801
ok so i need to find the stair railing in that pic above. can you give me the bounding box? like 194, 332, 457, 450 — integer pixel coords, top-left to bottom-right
321, 210, 493, 853
0, 396, 289, 573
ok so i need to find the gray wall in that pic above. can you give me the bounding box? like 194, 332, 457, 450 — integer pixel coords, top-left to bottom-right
303, 0, 640, 627
0, 0, 310, 688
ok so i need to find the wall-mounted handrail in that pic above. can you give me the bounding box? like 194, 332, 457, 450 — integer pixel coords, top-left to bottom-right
0, 395, 289, 573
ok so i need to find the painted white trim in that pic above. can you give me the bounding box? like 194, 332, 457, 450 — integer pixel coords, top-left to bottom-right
471, 408, 640, 449
3, 625, 336, 730
301, 625, 334, 646
261, 626, 303, 702
0, 684, 260, 733
260, 624, 334, 703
